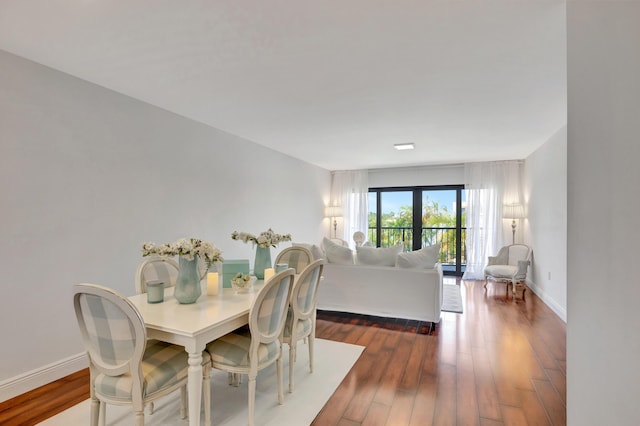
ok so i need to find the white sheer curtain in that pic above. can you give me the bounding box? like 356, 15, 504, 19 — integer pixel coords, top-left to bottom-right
330, 170, 369, 246
463, 161, 523, 280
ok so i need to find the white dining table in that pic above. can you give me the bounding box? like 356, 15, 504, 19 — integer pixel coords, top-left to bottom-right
128, 281, 265, 426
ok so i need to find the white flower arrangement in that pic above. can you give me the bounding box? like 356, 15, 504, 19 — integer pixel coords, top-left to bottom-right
230, 228, 292, 248
141, 238, 224, 269
230, 272, 252, 289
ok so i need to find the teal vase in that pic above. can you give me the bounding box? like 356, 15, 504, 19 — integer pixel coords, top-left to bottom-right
175, 255, 202, 304
253, 246, 272, 279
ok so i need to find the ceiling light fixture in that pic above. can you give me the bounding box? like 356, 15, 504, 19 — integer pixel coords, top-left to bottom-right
394, 143, 415, 151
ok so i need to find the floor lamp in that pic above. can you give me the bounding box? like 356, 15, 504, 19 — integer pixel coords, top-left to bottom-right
503, 203, 525, 244
324, 206, 343, 239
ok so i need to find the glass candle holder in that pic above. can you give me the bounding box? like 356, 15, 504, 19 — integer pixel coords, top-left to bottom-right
146, 280, 164, 303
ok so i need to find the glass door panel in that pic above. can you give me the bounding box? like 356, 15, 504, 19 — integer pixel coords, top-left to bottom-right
367, 192, 377, 246
380, 191, 412, 250
421, 189, 466, 275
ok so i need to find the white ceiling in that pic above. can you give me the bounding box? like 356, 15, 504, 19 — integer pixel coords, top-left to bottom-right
0, 1, 567, 171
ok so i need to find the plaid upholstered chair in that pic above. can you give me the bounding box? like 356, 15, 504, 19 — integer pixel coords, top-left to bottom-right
206, 268, 295, 426
72, 283, 211, 426
275, 246, 314, 274
281, 259, 324, 393
134, 255, 180, 294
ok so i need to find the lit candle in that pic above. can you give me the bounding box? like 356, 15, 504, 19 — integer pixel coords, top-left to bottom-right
264, 268, 275, 281
207, 272, 219, 296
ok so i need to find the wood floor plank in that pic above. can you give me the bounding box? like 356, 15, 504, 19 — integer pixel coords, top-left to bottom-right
457, 352, 480, 426
433, 363, 456, 426
500, 405, 529, 426
480, 419, 504, 426
336, 419, 361, 426
545, 368, 566, 405
519, 388, 552, 426
410, 372, 437, 426
343, 349, 390, 422
312, 367, 358, 425
399, 333, 426, 392
385, 390, 415, 426
362, 401, 390, 426
472, 346, 502, 422
373, 333, 413, 406
532, 379, 566, 426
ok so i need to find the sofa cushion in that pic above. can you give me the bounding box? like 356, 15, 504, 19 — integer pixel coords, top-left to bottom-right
322, 237, 354, 265
395, 244, 441, 269
356, 242, 403, 267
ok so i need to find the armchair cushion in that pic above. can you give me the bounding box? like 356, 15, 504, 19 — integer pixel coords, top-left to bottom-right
484, 265, 518, 278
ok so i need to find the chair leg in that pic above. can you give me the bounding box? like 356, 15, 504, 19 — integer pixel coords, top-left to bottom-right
289, 343, 296, 393
179, 386, 187, 419
134, 410, 144, 426
277, 353, 284, 405
248, 374, 257, 426
90, 397, 100, 426
228, 372, 241, 386
98, 401, 106, 426
308, 333, 315, 373
514, 281, 527, 300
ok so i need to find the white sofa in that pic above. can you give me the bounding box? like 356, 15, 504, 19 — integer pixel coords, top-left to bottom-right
316, 262, 443, 324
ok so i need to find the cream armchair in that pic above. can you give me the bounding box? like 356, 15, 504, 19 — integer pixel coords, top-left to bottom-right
484, 244, 531, 299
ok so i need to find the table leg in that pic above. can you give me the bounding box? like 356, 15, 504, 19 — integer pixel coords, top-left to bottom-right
187, 351, 203, 426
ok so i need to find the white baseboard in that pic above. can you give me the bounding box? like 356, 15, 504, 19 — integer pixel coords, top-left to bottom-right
526, 279, 567, 322
0, 352, 88, 403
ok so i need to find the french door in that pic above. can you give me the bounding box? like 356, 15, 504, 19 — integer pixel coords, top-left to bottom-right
368, 185, 466, 276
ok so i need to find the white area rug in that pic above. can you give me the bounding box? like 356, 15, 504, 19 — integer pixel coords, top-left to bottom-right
39, 339, 363, 426
442, 284, 463, 313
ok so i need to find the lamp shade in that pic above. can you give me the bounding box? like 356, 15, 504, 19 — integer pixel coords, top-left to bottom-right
324, 206, 343, 218
503, 203, 525, 219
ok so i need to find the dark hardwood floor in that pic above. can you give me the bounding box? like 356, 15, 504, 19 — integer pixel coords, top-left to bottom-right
0, 279, 566, 425
312, 278, 566, 425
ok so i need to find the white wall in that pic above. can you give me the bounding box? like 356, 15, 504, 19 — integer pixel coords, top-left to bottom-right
368, 164, 464, 188
567, 1, 640, 424
523, 126, 567, 321
0, 50, 330, 399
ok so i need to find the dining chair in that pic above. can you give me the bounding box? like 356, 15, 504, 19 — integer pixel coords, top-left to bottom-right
281, 259, 324, 393
206, 268, 295, 426
274, 246, 313, 274
135, 255, 180, 294
73, 283, 211, 426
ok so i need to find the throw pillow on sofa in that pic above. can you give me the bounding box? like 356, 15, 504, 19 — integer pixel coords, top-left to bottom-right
322, 237, 354, 265
356, 242, 403, 267
395, 244, 441, 269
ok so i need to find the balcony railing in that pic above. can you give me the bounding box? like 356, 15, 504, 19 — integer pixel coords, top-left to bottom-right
367, 226, 466, 266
